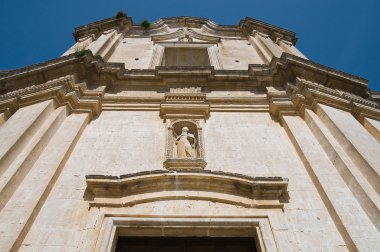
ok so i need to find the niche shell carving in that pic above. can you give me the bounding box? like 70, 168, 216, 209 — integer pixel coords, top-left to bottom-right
164, 120, 206, 170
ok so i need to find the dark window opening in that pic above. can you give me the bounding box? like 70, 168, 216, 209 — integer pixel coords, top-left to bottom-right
116, 236, 257, 252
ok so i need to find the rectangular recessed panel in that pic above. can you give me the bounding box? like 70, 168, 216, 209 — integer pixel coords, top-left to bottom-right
163, 48, 211, 67
116, 236, 257, 252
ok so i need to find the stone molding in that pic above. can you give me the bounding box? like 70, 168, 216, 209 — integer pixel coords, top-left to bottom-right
72, 15, 296, 46
163, 158, 207, 170
250, 53, 368, 95
0, 76, 71, 100
286, 77, 380, 121
165, 92, 206, 102
85, 170, 289, 209
73, 16, 132, 41
151, 16, 296, 45
95, 216, 278, 252
1, 52, 378, 120
0, 74, 103, 118
160, 94, 210, 119
151, 28, 221, 42
0, 52, 369, 96
148, 44, 164, 69
149, 42, 222, 70
266, 86, 296, 118
240, 17, 297, 44
151, 17, 244, 38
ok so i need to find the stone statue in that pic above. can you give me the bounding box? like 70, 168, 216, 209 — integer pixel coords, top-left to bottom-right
175, 127, 195, 158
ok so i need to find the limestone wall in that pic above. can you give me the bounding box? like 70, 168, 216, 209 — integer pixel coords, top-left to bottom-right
107, 37, 154, 69
0, 100, 89, 251
0, 99, 379, 251
104, 37, 267, 69
65, 29, 304, 70
218, 39, 264, 69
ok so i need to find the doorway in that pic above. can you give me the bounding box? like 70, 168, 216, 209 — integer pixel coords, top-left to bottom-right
115, 236, 257, 252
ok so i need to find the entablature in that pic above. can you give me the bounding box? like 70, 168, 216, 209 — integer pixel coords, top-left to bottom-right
74, 16, 133, 42
72, 15, 298, 46
286, 77, 380, 122
1, 51, 378, 121
0, 74, 103, 119
151, 28, 221, 43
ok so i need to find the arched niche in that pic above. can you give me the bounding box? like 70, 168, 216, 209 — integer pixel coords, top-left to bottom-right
164, 119, 206, 170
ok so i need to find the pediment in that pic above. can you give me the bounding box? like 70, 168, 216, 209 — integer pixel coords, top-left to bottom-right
151, 28, 221, 43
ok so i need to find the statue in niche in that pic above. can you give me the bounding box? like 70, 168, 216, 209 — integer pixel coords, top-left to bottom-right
164, 120, 206, 170
175, 127, 196, 158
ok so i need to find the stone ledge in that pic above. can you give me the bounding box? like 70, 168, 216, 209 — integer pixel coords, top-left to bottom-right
85, 170, 289, 209
74, 16, 133, 41
163, 158, 207, 170
160, 102, 210, 119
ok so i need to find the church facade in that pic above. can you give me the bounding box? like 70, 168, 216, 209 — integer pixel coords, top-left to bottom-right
0, 14, 379, 251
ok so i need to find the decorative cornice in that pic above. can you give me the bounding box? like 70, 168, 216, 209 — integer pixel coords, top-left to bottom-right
286, 77, 380, 121
156, 66, 214, 77
160, 102, 210, 120
85, 170, 289, 209
165, 92, 206, 102
71, 15, 296, 44
0, 54, 80, 86
370, 91, 380, 104
0, 75, 103, 119
73, 16, 133, 41
1, 51, 378, 119
249, 53, 369, 97
1, 52, 370, 97
154, 16, 241, 37
240, 17, 297, 44
151, 28, 221, 42
266, 86, 296, 117
163, 158, 207, 170
0, 76, 70, 100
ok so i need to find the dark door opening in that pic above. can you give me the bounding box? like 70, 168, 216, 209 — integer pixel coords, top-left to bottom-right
115, 236, 257, 252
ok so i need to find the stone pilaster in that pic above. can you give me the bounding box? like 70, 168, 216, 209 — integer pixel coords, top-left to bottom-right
0, 112, 89, 251
207, 44, 223, 69
282, 115, 380, 251
278, 40, 307, 59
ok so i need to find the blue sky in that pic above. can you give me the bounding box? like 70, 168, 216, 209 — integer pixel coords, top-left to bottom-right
1, 0, 379, 90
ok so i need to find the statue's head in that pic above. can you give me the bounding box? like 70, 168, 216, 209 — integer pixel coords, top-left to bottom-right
182, 127, 189, 132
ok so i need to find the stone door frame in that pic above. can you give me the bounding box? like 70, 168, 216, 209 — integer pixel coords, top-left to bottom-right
95, 215, 279, 252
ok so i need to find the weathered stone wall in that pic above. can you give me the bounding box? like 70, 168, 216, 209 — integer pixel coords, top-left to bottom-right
66, 25, 299, 70
0, 100, 379, 251
104, 36, 267, 70
0, 100, 89, 251
218, 39, 264, 69
107, 37, 154, 69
